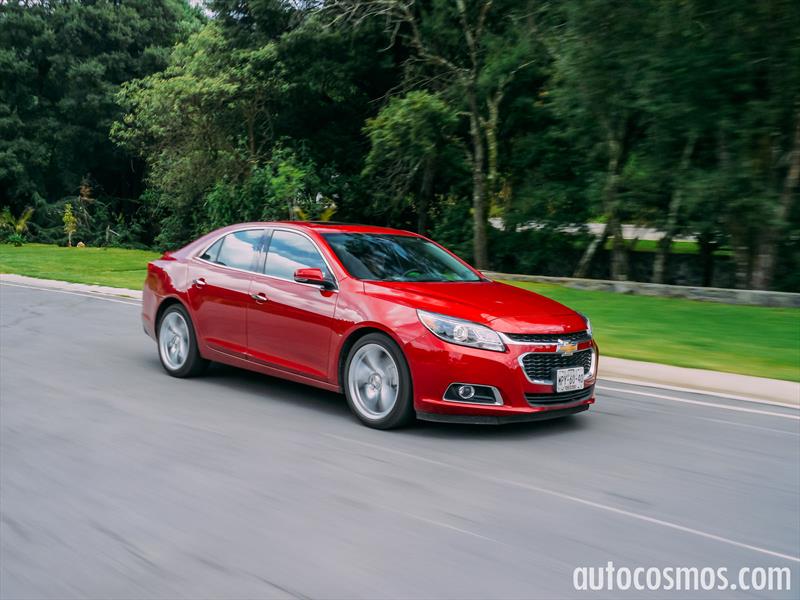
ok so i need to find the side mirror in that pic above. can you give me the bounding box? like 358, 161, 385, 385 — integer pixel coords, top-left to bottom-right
294, 267, 334, 289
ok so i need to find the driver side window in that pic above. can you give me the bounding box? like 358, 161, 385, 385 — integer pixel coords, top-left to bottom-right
264, 230, 330, 280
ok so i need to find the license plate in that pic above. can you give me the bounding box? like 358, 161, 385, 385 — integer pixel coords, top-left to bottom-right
555, 367, 584, 392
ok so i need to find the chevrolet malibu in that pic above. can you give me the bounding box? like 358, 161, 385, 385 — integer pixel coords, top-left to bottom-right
142, 222, 598, 428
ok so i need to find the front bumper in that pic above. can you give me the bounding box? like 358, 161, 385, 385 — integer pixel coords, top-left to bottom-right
404, 331, 598, 420
417, 403, 590, 424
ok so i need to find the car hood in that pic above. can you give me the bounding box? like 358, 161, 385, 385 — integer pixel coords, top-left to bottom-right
363, 280, 587, 333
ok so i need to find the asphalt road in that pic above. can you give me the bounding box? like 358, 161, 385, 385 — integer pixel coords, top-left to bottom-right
1, 282, 798, 599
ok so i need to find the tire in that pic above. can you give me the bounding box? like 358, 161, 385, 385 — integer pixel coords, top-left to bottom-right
344, 333, 415, 429
157, 303, 208, 378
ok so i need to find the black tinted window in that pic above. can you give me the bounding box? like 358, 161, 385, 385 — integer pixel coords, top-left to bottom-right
200, 238, 223, 262
264, 230, 329, 280
213, 230, 263, 271
322, 233, 480, 282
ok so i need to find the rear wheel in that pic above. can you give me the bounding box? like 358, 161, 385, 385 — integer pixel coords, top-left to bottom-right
157, 304, 207, 378
344, 333, 414, 429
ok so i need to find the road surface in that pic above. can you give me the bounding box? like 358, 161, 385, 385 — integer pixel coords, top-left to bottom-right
1, 282, 798, 599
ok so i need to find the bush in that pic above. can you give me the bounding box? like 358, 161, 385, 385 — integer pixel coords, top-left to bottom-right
7, 233, 25, 246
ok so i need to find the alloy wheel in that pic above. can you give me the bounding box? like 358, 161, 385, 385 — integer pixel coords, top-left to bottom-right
348, 343, 400, 419
159, 311, 190, 371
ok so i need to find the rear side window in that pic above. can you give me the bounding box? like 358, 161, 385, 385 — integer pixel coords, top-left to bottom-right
205, 230, 263, 272
199, 238, 223, 262
264, 230, 330, 280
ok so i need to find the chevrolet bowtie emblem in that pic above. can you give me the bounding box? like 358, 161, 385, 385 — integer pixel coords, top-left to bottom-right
556, 340, 578, 355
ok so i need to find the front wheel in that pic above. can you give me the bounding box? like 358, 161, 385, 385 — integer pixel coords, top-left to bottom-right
157, 304, 208, 378
344, 333, 414, 429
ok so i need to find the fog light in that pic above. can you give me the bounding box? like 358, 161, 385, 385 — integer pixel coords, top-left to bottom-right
457, 385, 476, 400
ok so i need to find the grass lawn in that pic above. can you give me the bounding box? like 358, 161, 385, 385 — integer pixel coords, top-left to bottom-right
1, 243, 798, 381
0, 243, 159, 290
603, 238, 735, 257
506, 281, 800, 382
603, 238, 696, 253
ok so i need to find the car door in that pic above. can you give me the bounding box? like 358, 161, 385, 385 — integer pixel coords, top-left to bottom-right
187, 228, 266, 358
247, 229, 338, 381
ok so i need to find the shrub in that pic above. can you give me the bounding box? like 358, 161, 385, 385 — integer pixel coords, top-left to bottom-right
7, 233, 25, 247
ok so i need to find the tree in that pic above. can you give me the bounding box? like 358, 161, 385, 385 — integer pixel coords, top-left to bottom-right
328, 0, 541, 268
0, 206, 34, 238
363, 91, 459, 234
0, 0, 199, 216
112, 21, 288, 243
753, 111, 800, 288
63, 202, 77, 247
547, 0, 655, 280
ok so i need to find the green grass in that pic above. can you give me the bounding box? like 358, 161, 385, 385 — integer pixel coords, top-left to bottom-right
627, 239, 699, 254
0, 243, 159, 290
603, 238, 734, 257
504, 281, 800, 382
604, 238, 699, 254
1, 243, 798, 381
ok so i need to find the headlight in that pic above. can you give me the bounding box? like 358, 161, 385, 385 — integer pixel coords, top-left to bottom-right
579, 312, 592, 336
417, 310, 506, 352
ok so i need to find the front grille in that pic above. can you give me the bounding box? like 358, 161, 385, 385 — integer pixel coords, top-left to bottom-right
525, 385, 594, 406
505, 330, 590, 344
520, 348, 593, 382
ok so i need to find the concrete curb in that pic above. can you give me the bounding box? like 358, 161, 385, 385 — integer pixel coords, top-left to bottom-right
0, 273, 143, 300
599, 357, 799, 407
486, 271, 800, 308
2, 273, 797, 407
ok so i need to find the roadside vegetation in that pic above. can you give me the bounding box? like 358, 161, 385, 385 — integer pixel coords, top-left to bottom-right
1, 1, 799, 292
2, 244, 797, 381
0, 244, 158, 290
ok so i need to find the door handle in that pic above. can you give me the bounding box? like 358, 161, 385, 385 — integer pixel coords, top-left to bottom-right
250, 292, 268, 303
193, 277, 207, 288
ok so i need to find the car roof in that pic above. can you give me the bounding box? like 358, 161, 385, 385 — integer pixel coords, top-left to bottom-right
233, 221, 420, 236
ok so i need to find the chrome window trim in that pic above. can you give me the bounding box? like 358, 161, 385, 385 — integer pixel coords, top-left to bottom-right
442, 383, 504, 406
518, 348, 596, 385
194, 227, 267, 275
193, 226, 339, 290
252, 270, 339, 292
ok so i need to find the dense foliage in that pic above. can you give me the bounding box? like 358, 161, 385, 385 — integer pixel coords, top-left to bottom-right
1, 0, 799, 290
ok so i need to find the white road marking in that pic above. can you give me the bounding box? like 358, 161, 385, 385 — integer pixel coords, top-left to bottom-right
0, 281, 140, 306
598, 385, 800, 421
600, 376, 799, 409
694, 415, 800, 436
326, 434, 800, 564
399, 511, 506, 544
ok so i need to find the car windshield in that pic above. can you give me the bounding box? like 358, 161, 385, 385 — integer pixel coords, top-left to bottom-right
322, 233, 481, 282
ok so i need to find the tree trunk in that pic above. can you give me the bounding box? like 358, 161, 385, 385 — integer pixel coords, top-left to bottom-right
468, 89, 489, 269
751, 109, 800, 289
652, 236, 671, 284
698, 232, 716, 287
574, 132, 625, 279
609, 218, 628, 281
732, 241, 751, 289
653, 133, 697, 284
417, 156, 435, 235
573, 223, 608, 278
485, 94, 501, 208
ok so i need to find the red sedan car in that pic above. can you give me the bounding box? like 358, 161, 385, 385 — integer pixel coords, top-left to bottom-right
142, 222, 598, 428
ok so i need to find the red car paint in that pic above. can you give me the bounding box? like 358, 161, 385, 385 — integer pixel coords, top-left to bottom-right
142, 222, 598, 422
